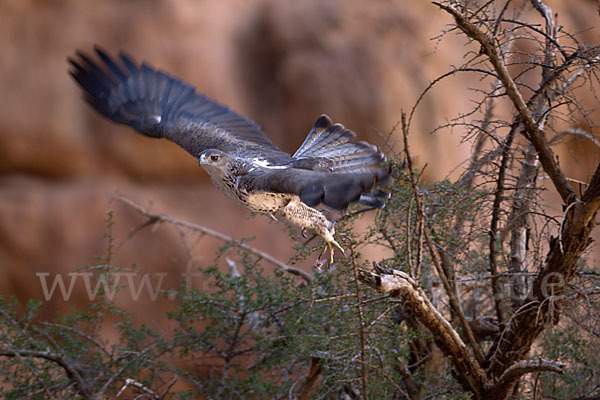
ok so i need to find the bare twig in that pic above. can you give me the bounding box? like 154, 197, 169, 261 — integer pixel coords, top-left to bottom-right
423, 225, 486, 364
507, 143, 538, 309
406, 189, 414, 276
401, 113, 486, 365
433, 1, 576, 205
488, 123, 517, 325
116, 377, 159, 399
415, 196, 425, 279
114, 193, 313, 283
550, 128, 600, 149
350, 247, 369, 400
160, 376, 179, 399
215, 309, 247, 399
491, 359, 565, 393
394, 358, 420, 399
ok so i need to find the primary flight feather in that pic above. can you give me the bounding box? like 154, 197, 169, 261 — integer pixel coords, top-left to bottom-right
69, 47, 391, 264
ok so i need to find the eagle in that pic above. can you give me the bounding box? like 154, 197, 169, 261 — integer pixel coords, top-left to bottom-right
68, 47, 391, 264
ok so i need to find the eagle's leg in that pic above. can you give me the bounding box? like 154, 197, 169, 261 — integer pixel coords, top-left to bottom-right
278, 198, 345, 264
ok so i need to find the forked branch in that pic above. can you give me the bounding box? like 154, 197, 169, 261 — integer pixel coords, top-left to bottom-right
357, 268, 488, 396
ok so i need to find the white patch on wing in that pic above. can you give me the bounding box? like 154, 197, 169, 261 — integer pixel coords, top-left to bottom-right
152, 115, 162, 123
252, 158, 289, 169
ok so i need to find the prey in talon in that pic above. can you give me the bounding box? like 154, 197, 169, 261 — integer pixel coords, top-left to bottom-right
69, 47, 391, 263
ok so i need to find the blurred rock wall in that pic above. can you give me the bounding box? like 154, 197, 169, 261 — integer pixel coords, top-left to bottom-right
0, 0, 598, 321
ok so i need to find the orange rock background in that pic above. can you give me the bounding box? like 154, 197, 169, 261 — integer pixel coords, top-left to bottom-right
0, 0, 598, 322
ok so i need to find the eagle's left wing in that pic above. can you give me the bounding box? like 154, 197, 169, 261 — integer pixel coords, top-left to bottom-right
68, 47, 291, 163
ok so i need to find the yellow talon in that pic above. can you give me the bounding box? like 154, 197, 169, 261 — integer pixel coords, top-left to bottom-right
322, 229, 344, 265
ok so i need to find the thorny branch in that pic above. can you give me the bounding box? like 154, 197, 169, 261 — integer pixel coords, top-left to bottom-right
401, 113, 486, 365
116, 378, 159, 399
433, 1, 577, 205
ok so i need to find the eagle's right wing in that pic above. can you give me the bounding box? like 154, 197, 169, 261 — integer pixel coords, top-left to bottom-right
68, 47, 291, 163
292, 115, 387, 175
249, 115, 392, 210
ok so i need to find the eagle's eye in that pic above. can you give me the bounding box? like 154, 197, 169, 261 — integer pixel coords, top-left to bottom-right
210, 155, 219, 161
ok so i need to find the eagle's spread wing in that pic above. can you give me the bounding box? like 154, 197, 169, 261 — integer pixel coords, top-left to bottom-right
68, 47, 291, 163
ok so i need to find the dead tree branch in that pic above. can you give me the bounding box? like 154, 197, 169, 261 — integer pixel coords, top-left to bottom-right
114, 194, 313, 283
488, 124, 517, 324
507, 143, 538, 309
374, 2, 600, 399
433, 1, 577, 205
487, 162, 600, 384
357, 268, 487, 396
491, 359, 565, 395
